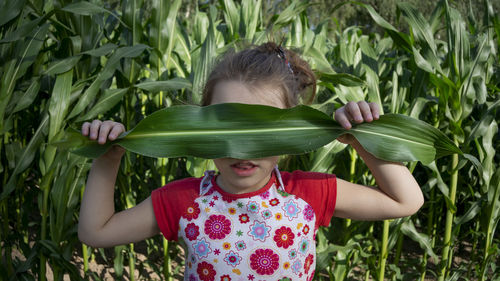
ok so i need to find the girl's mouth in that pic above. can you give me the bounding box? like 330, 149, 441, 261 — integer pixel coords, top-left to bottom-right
230, 161, 258, 176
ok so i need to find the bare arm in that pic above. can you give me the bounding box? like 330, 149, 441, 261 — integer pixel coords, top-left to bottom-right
78, 120, 160, 248
333, 101, 424, 220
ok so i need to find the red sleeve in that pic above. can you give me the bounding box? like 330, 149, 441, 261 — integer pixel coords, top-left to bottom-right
151, 177, 201, 241
281, 170, 337, 230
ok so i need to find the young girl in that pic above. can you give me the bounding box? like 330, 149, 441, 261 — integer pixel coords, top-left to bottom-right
78, 42, 423, 280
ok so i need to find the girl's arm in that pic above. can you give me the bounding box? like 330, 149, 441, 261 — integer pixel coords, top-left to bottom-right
78, 120, 160, 248
333, 101, 424, 220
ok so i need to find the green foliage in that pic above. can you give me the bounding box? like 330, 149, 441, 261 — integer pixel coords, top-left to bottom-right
0, 0, 498, 280
60, 103, 461, 164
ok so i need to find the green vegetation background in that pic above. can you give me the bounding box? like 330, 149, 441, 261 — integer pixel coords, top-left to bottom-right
0, 0, 498, 281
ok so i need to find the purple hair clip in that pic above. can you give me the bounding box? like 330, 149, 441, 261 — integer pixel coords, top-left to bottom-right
276, 46, 294, 75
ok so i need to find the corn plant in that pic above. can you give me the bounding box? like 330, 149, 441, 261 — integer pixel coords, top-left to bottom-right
0, 0, 498, 280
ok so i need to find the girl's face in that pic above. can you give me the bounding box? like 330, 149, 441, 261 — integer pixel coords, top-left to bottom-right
209, 81, 287, 194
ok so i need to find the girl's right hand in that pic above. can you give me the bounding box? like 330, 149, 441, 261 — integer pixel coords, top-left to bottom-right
81, 120, 126, 158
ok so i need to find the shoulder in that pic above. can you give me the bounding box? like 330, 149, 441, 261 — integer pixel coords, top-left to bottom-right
280, 170, 337, 228
151, 177, 202, 210
279, 170, 337, 207
152, 177, 201, 197
280, 170, 336, 188
151, 176, 203, 241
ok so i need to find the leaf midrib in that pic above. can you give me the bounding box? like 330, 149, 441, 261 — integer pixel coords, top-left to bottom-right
126, 126, 339, 138
351, 128, 433, 148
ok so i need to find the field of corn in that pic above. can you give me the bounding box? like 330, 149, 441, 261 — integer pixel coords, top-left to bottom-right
1, 0, 499, 280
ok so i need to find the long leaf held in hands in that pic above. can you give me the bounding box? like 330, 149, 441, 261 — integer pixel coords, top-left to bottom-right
57, 103, 461, 164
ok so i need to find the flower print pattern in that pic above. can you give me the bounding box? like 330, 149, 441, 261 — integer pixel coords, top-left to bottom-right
282, 199, 301, 221
259, 190, 270, 199
304, 254, 314, 274
246, 201, 259, 213
277, 189, 290, 197
235, 240, 246, 251
238, 214, 250, 224
283, 262, 290, 270
291, 259, 302, 275
273, 226, 295, 249
261, 210, 272, 220
307, 270, 315, 281
302, 225, 310, 235
197, 261, 216, 281
223, 251, 242, 267
249, 248, 280, 275
303, 204, 314, 222
178, 170, 320, 280
193, 238, 212, 259
248, 220, 271, 242
269, 198, 280, 206
183, 202, 201, 221
298, 237, 309, 256
288, 249, 297, 260
275, 212, 282, 221
204, 215, 231, 240
185, 223, 200, 241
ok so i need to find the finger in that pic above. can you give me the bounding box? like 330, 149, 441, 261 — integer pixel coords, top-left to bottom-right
109, 123, 125, 140
346, 101, 363, 123
334, 107, 352, 129
357, 101, 373, 122
369, 102, 380, 119
81, 122, 90, 136
89, 120, 102, 140
98, 121, 114, 144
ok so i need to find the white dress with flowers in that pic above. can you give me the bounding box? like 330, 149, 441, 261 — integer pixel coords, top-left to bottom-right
151, 168, 337, 281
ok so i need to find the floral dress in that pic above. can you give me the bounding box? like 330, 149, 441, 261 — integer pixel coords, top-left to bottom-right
152, 167, 337, 281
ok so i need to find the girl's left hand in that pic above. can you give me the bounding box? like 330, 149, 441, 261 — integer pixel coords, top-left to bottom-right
334, 101, 380, 145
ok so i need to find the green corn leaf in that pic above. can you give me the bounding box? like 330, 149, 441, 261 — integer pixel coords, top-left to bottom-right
0, 0, 25, 27
44, 56, 82, 75
67, 44, 148, 119
61, 1, 128, 28
400, 219, 438, 260
75, 88, 128, 122
135, 77, 192, 92
61, 1, 109, 15
222, 0, 240, 38
81, 43, 118, 57
0, 114, 49, 201
56, 103, 461, 164
10, 79, 40, 114
318, 72, 365, 87
357, 2, 412, 51
0, 18, 43, 43
273, 0, 309, 27
191, 6, 217, 104
398, 2, 438, 54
